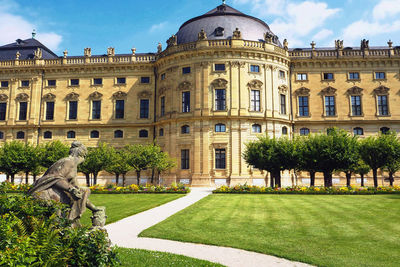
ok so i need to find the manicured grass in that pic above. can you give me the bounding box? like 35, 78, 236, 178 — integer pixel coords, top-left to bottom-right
140, 194, 400, 267
81, 194, 184, 226
116, 247, 223, 267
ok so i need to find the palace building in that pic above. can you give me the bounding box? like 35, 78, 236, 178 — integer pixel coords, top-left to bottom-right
0, 3, 399, 186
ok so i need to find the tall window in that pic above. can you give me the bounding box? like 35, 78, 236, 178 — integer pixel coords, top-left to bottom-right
0, 103, 6, 120
92, 100, 101, 119
351, 95, 362, 116
353, 127, 364, 136
159, 128, 164, 137
140, 99, 149, 118
325, 96, 335, 116
298, 96, 309, 117
19, 102, 27, 120
181, 149, 189, 169
215, 149, 226, 169
0, 131, 4, 139
279, 70, 285, 79
378, 95, 388, 115
182, 92, 190, 113
69, 101, 78, 120
115, 100, 125, 119
250, 90, 260, 111
215, 123, 226, 132
300, 128, 310, 136
45, 101, 54, 120
282, 126, 288, 135
215, 89, 226, 111
280, 94, 286, 115
160, 96, 165, 116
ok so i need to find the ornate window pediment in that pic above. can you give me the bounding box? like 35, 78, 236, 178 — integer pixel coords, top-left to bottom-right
247, 80, 263, 90
89, 91, 103, 100
211, 79, 228, 88
113, 91, 127, 99
295, 87, 310, 96
16, 93, 29, 101
321, 86, 337, 95
159, 87, 168, 95
0, 94, 8, 101
278, 85, 288, 95
347, 86, 363, 95
137, 90, 152, 98
43, 93, 56, 101
178, 81, 191, 91
374, 86, 389, 95
65, 92, 79, 101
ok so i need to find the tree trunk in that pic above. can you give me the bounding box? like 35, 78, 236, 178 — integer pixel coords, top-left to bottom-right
323, 171, 332, 187
151, 169, 155, 184
136, 171, 141, 185
93, 173, 98, 185
346, 171, 351, 187
11, 174, 15, 184
115, 174, 120, 185
270, 173, 274, 188
273, 171, 282, 188
33, 174, 37, 182
310, 171, 316, 187
361, 173, 365, 187
373, 169, 378, 188
389, 172, 394, 186
157, 171, 161, 185
25, 171, 29, 184
85, 173, 90, 187
122, 173, 126, 187
6, 174, 9, 182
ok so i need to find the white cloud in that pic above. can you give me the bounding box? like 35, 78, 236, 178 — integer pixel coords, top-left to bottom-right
312, 29, 333, 41
373, 0, 400, 21
150, 22, 168, 33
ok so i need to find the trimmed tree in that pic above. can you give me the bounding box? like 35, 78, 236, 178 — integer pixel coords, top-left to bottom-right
295, 135, 320, 187
39, 141, 69, 169
105, 147, 132, 186
154, 152, 176, 185
0, 141, 28, 183
354, 160, 371, 187
125, 144, 155, 185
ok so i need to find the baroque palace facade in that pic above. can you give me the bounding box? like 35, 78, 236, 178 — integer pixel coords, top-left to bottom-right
0, 3, 399, 186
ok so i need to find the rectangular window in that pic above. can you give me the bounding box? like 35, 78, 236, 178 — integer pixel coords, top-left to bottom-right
280, 94, 286, 115
92, 100, 101, 119
378, 95, 389, 115
141, 77, 150, 84
0, 81, 8, 88
298, 96, 309, 117
160, 96, 165, 116
182, 67, 191, 74
93, 78, 103, 85
349, 72, 360, 80
182, 91, 190, 113
297, 73, 307, 81
21, 80, 30, 87
45, 101, 54, 120
351, 95, 362, 116
215, 64, 226, 71
325, 96, 335, 116
250, 90, 260, 111
181, 149, 189, 170
70, 79, 79, 86
115, 100, 125, 119
47, 80, 56, 87
375, 72, 386, 80
250, 65, 260, 73
0, 103, 6, 120
140, 99, 149, 118
215, 89, 226, 111
161, 73, 166, 80
323, 73, 334, 80
117, 77, 126, 84
69, 101, 78, 120
215, 149, 226, 169
279, 70, 285, 79
19, 102, 27, 120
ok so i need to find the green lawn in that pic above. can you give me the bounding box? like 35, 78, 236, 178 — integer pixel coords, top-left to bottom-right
81, 194, 184, 226
116, 247, 223, 267
140, 194, 400, 267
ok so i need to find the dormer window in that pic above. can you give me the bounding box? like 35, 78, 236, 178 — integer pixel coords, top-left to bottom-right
215, 27, 224, 37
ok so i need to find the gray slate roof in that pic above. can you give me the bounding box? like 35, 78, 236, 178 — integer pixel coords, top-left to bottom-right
0, 38, 59, 61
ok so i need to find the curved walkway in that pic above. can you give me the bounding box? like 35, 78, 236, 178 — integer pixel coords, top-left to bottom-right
105, 188, 311, 267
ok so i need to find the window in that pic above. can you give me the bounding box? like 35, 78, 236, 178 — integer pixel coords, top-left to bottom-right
215, 149, 226, 169
19, 102, 27, 120
297, 73, 308, 81
45, 102, 54, 120
43, 131, 52, 139
159, 128, 164, 137
354, 127, 364, 136
117, 77, 126, 84
47, 80, 56, 86
69, 101, 78, 120
0, 103, 7, 120
114, 130, 123, 138
351, 95, 362, 116
161, 73, 166, 80
250, 90, 260, 111
90, 130, 99, 138
141, 77, 150, 84
280, 94, 286, 115
93, 78, 102, 85
181, 125, 190, 134
70, 79, 79, 86
215, 123, 226, 132
0, 81, 8, 88
92, 100, 101, 119
282, 126, 288, 135
140, 99, 149, 118
349, 72, 360, 80
139, 130, 148, 138
160, 96, 165, 116
250, 65, 260, 73
298, 96, 309, 117
0, 131, 3, 139
380, 127, 390, 134
21, 80, 30, 87
115, 100, 125, 119
182, 67, 191, 74
215, 89, 226, 111
279, 70, 285, 79
181, 149, 190, 170
16, 131, 25, 139
375, 72, 386, 80
300, 128, 310, 136
67, 131, 76, 139
325, 96, 335, 116
378, 95, 389, 115
252, 124, 261, 133
182, 92, 190, 113
323, 73, 334, 80
215, 64, 226, 71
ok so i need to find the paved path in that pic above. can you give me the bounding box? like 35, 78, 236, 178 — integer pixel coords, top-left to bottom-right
105, 188, 311, 267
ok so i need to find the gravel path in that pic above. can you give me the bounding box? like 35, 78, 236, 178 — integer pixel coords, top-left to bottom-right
105, 188, 312, 267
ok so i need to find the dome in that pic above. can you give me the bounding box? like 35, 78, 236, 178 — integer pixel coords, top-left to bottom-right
176, 4, 280, 46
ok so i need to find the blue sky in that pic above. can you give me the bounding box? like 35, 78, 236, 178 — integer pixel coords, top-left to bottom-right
1, 0, 400, 56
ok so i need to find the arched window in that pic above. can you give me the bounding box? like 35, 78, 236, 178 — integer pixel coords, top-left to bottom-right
139, 130, 148, 138
181, 125, 190, 134
252, 124, 261, 133
353, 127, 364, 136
67, 131, 76, 139
300, 128, 310, 136
215, 123, 226, 132
114, 130, 123, 138
380, 127, 390, 134
159, 128, 164, 137
0, 131, 4, 139
43, 131, 52, 139
90, 130, 99, 138
16, 131, 25, 139
282, 126, 288, 135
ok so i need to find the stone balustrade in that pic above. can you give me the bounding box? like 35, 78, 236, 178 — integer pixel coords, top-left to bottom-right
289, 47, 399, 59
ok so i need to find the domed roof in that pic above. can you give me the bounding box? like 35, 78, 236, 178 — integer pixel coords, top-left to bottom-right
176, 4, 280, 46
